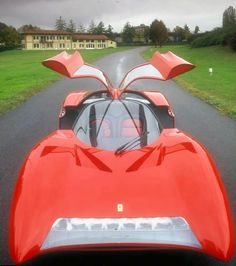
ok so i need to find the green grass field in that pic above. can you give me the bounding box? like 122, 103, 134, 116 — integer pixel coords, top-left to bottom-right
142, 45, 236, 119
0, 47, 132, 115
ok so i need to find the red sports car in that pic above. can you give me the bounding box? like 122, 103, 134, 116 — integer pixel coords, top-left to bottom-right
9, 50, 235, 263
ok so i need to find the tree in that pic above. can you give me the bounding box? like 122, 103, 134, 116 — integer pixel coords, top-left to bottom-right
88, 20, 96, 34
173, 26, 185, 42
228, 32, 236, 51
18, 24, 40, 33
150, 19, 168, 47
194, 26, 200, 34
0, 22, 8, 44
184, 24, 192, 41
55, 16, 66, 31
66, 19, 76, 33
0, 23, 20, 50
94, 21, 106, 34
105, 24, 114, 39
122, 22, 135, 43
77, 23, 86, 33
143, 25, 150, 43
223, 6, 236, 28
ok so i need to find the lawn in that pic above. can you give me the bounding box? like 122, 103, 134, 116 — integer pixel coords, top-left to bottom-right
142, 45, 236, 119
0, 47, 132, 115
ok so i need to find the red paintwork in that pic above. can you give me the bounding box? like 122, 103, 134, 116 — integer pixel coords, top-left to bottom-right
141, 91, 169, 106
62, 91, 89, 108
42, 51, 113, 91
135, 90, 176, 122
9, 129, 234, 263
117, 51, 195, 94
42, 51, 84, 78
42, 51, 194, 97
150, 51, 195, 80
9, 51, 234, 263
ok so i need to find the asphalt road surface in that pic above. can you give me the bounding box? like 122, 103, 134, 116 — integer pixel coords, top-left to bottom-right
0, 47, 235, 265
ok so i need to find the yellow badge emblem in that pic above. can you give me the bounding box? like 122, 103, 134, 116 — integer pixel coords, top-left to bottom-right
117, 203, 123, 212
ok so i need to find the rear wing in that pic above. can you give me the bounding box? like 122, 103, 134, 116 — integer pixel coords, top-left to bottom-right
42, 50, 195, 96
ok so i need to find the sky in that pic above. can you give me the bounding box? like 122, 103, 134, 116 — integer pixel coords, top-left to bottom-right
0, 0, 235, 32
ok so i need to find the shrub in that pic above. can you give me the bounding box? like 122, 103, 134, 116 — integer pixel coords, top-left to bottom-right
228, 32, 236, 51
191, 26, 236, 51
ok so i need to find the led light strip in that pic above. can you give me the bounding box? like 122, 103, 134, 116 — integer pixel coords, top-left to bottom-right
52, 217, 190, 231
41, 217, 201, 250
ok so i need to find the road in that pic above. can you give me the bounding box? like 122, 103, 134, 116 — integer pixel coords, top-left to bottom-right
0, 47, 235, 265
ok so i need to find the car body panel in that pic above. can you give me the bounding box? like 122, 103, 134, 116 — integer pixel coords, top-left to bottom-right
42, 51, 113, 91
62, 90, 89, 108
9, 51, 234, 263
9, 129, 234, 263
118, 51, 195, 94
42, 51, 195, 97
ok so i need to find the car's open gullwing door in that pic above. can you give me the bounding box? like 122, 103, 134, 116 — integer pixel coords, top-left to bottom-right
42, 50, 194, 98
42, 51, 113, 93
118, 51, 195, 95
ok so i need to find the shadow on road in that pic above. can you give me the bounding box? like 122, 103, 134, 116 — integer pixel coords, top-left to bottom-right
23, 250, 228, 266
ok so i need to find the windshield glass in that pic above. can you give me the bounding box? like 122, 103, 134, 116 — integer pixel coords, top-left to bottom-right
73, 100, 161, 151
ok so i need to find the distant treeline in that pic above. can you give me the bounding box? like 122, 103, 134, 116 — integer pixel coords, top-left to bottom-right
0, 22, 20, 51
0, 5, 235, 52
191, 6, 236, 51
191, 26, 236, 51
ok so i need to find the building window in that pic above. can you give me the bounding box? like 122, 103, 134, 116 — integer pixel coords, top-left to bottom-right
91, 40, 94, 43
33, 43, 39, 48
67, 36, 70, 40
86, 43, 94, 48
98, 43, 105, 48
79, 40, 83, 42
60, 43, 65, 48
73, 43, 76, 48
79, 44, 84, 48
41, 36, 46, 42
102, 40, 105, 43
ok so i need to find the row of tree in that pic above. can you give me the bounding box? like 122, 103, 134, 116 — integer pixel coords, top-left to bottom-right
54, 16, 200, 46
223, 6, 236, 27
0, 22, 20, 50
55, 16, 115, 39
122, 21, 199, 46
0, 5, 235, 51
192, 6, 236, 51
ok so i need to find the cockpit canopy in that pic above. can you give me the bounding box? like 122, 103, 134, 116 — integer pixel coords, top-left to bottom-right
73, 99, 161, 151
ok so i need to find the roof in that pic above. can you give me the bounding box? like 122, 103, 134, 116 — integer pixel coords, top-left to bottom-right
22, 29, 71, 35
22, 30, 111, 41
72, 34, 109, 41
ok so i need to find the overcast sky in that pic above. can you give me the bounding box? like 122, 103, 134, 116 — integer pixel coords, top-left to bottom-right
0, 0, 235, 32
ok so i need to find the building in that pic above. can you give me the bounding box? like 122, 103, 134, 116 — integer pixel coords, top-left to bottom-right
72, 34, 116, 49
133, 24, 149, 44
21, 29, 117, 50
